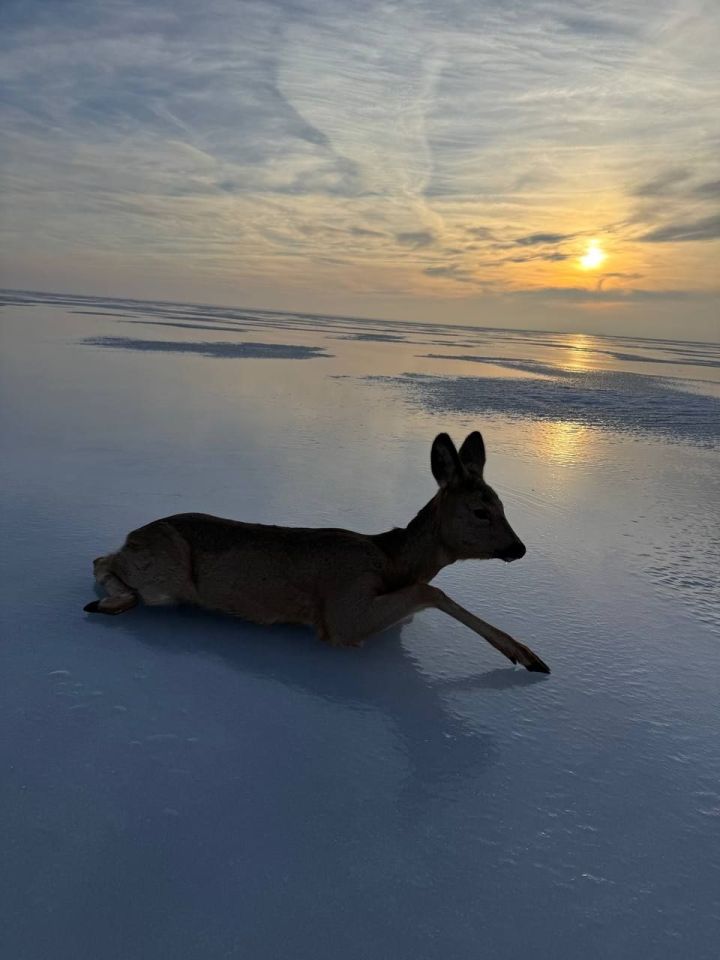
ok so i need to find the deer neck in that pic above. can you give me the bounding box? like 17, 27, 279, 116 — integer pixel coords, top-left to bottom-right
374, 494, 456, 586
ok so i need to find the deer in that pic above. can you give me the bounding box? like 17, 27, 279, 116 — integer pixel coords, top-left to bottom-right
84, 431, 550, 673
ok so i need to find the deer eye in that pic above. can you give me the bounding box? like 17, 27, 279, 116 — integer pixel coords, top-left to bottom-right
473, 508, 490, 521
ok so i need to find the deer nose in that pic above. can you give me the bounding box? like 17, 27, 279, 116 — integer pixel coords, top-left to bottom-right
498, 541, 526, 562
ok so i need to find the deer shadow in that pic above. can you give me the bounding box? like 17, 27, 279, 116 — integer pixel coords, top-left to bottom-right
91, 604, 546, 810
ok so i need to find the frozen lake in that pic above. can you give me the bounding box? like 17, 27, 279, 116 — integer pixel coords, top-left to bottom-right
1, 290, 719, 959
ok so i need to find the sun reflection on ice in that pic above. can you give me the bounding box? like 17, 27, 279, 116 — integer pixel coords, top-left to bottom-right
536, 420, 591, 465
562, 333, 595, 372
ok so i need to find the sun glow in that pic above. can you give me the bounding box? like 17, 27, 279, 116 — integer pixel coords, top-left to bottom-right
579, 241, 606, 270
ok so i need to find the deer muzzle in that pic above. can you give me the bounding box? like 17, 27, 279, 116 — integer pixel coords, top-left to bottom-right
496, 540, 526, 562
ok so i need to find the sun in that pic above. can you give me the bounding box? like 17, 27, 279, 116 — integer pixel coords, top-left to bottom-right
579, 240, 606, 270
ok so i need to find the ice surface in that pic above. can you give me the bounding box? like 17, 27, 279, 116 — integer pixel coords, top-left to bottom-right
1, 291, 719, 959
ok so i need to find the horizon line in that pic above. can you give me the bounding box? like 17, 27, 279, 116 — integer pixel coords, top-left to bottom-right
2, 286, 719, 348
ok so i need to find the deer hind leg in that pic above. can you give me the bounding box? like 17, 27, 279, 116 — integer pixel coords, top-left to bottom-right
84, 554, 138, 615
108, 522, 195, 608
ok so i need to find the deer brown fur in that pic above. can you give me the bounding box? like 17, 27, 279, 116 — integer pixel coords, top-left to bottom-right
84, 432, 550, 673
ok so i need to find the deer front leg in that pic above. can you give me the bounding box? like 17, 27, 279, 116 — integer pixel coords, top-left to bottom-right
322, 581, 550, 673
321, 581, 441, 647
432, 588, 550, 673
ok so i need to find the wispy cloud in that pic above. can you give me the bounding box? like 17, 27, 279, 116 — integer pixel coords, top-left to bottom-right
633, 169, 691, 197
507, 252, 569, 263
423, 264, 477, 284
514, 233, 574, 247
396, 231, 436, 249
511, 286, 715, 302
693, 179, 720, 199
639, 214, 720, 243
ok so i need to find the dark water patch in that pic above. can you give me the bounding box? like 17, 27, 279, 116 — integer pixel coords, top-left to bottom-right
425, 353, 537, 367
601, 350, 720, 369
371, 368, 720, 449
70, 310, 134, 318
333, 332, 407, 342
120, 320, 247, 333
79, 337, 331, 360
128, 311, 247, 327
650, 343, 720, 359
426, 348, 720, 371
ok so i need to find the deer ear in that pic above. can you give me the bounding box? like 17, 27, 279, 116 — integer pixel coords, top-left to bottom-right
431, 433, 464, 487
459, 431, 486, 476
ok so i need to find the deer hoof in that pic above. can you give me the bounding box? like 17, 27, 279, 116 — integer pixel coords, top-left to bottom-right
512, 641, 550, 673
525, 654, 550, 674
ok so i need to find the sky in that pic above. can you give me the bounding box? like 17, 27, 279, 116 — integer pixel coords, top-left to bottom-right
1, 0, 719, 339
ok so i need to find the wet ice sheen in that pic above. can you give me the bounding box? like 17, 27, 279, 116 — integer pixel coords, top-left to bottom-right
1, 291, 719, 960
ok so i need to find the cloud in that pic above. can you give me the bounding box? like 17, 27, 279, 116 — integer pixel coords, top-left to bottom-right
633, 168, 690, 197
511, 286, 714, 303
466, 226, 495, 240
423, 264, 476, 283
507, 252, 569, 263
602, 272, 644, 280
513, 233, 573, 246
596, 273, 643, 291
349, 226, 385, 238
693, 179, 720, 198
396, 231, 436, 249
638, 214, 720, 243
560, 14, 639, 37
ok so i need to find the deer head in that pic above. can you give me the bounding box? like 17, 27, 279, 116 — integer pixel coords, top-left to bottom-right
430, 431, 526, 563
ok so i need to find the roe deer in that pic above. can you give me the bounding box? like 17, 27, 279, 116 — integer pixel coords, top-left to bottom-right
84, 432, 550, 673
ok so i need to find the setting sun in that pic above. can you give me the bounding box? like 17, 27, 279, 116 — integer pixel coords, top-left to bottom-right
579, 241, 606, 270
